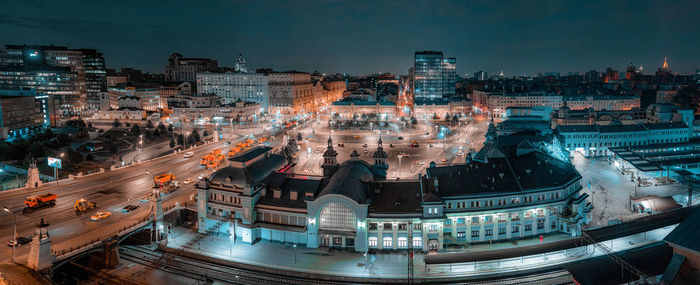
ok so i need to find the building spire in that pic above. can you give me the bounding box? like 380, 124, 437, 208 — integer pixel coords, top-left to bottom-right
662, 57, 669, 69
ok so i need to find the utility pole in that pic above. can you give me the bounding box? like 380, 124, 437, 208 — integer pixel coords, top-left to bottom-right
407, 220, 414, 283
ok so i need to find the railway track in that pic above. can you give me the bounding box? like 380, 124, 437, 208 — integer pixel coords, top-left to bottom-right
120, 245, 577, 285
119, 245, 339, 285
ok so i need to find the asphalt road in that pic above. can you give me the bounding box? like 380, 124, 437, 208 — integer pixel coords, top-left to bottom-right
0, 135, 257, 263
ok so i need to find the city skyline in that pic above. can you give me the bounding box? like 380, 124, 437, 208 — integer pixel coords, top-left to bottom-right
1, 0, 698, 75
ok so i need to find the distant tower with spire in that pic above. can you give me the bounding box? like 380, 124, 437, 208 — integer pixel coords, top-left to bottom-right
321, 137, 338, 177
372, 137, 388, 179
656, 57, 672, 77
234, 52, 247, 73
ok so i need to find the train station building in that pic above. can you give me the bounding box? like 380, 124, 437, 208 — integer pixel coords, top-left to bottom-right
196, 132, 590, 253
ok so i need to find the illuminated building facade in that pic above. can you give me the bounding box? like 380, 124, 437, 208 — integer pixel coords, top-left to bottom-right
557, 122, 692, 157
165, 53, 218, 82
196, 133, 588, 253
413, 51, 456, 103
196, 72, 269, 109
0, 89, 53, 140
268, 72, 314, 115
0, 45, 107, 116
108, 83, 163, 111
171, 100, 260, 123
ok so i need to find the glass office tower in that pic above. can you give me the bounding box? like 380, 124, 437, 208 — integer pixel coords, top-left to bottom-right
413, 51, 456, 103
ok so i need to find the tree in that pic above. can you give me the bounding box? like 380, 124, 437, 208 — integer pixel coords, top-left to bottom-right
153, 128, 161, 138
189, 129, 200, 143
167, 124, 174, 133
27, 142, 46, 158
125, 122, 131, 127
65, 119, 87, 128
169, 139, 176, 148
146, 119, 154, 129
130, 124, 141, 136
296, 132, 303, 141
158, 121, 166, 132
87, 122, 93, 128
452, 114, 459, 125
176, 134, 184, 146
109, 143, 119, 154
410, 117, 417, 126
112, 119, 121, 128
203, 130, 209, 137
86, 154, 94, 161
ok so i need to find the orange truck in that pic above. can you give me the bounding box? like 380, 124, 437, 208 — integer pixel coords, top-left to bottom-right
228, 147, 241, 157
154, 173, 175, 187
25, 193, 57, 208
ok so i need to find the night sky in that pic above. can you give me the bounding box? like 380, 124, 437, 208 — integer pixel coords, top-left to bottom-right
1, 0, 698, 76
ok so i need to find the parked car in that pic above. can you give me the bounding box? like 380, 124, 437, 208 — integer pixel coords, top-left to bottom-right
90, 211, 112, 221
398, 137, 404, 140
183, 152, 194, 158
183, 178, 194, 184
337, 142, 344, 147
362, 144, 368, 147
7, 237, 31, 247
122, 205, 139, 213
224, 141, 231, 146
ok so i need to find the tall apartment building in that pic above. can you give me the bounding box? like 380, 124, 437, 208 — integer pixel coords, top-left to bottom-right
165, 53, 218, 82
0, 45, 107, 116
197, 71, 269, 109
413, 51, 456, 103
268, 72, 314, 115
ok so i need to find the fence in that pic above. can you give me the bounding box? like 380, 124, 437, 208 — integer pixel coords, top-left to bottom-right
52, 205, 181, 260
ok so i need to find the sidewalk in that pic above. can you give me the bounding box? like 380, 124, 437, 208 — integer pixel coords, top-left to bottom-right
160, 225, 674, 280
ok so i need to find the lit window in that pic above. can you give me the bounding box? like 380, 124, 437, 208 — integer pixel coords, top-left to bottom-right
383, 237, 392, 248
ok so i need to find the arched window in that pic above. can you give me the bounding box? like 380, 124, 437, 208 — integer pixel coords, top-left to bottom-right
319, 203, 356, 231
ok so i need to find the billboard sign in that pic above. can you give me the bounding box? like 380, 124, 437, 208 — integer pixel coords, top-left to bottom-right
47, 157, 62, 169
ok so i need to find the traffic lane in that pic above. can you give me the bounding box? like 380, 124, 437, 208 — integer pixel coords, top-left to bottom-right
0, 176, 155, 244
0, 136, 238, 200
1, 154, 206, 234
0, 136, 259, 240
0, 138, 231, 210
0, 188, 194, 262
0, 146, 213, 243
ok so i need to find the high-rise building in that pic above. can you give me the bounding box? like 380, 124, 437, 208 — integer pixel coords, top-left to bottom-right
442, 57, 456, 96
165, 53, 218, 82
474, 71, 488, 81
0, 45, 107, 116
412, 51, 456, 103
197, 71, 269, 109
77, 49, 107, 111
0, 66, 77, 118
0, 89, 54, 140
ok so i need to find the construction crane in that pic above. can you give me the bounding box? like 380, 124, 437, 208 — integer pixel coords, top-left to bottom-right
550, 207, 655, 284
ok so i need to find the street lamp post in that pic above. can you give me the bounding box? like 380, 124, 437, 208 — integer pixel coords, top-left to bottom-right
3, 206, 16, 262
294, 244, 297, 264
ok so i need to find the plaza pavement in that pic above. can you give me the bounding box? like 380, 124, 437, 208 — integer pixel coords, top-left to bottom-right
571, 153, 692, 228
135, 224, 675, 282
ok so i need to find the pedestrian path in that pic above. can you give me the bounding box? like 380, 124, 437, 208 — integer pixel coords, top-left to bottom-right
163, 225, 674, 280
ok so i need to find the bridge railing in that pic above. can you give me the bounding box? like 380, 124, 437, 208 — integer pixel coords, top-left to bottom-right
53, 205, 180, 260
